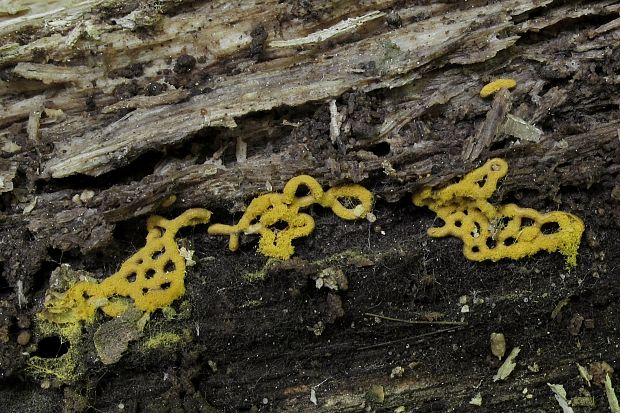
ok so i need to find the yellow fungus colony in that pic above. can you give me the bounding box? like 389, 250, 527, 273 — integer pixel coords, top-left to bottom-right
412, 158, 585, 267
208, 175, 374, 260
41, 177, 373, 323
479, 78, 517, 97
40, 163, 584, 327
41, 209, 212, 323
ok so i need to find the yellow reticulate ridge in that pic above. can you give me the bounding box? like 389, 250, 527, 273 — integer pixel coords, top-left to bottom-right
208, 175, 373, 260
479, 78, 517, 98
412, 159, 585, 268
42, 209, 212, 323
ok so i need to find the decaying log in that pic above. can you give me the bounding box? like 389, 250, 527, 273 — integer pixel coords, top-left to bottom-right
1, 0, 620, 411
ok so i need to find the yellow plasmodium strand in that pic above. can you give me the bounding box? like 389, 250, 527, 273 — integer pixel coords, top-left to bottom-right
41, 209, 212, 323
413, 159, 584, 268
208, 175, 373, 260
480, 78, 517, 98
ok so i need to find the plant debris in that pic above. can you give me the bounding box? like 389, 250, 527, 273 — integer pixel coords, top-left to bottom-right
469, 392, 483, 406
606, 374, 620, 413
577, 363, 592, 386
548, 383, 574, 413
493, 347, 520, 382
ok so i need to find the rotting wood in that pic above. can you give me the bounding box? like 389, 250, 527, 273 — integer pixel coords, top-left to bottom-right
462, 88, 513, 162
1, 0, 620, 411
0, 0, 617, 260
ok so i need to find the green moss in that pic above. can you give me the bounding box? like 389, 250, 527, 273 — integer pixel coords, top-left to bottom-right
177, 300, 193, 319
315, 249, 374, 266
161, 306, 177, 320
142, 330, 191, 350
26, 321, 84, 384
243, 258, 278, 282
241, 299, 263, 308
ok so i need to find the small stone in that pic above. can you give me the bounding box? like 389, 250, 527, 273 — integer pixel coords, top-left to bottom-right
366, 384, 385, 403
490, 332, 506, 359
17, 330, 31, 346
16, 315, 31, 329
390, 366, 404, 379
79, 190, 95, 203
584, 319, 595, 329
310, 388, 317, 405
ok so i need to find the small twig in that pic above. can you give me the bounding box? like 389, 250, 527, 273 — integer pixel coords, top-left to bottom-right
364, 312, 468, 326
358, 326, 463, 351
313, 377, 332, 389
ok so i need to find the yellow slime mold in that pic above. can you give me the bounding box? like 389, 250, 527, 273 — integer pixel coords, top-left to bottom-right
413, 159, 584, 268
480, 78, 517, 97
42, 209, 212, 323
208, 175, 373, 260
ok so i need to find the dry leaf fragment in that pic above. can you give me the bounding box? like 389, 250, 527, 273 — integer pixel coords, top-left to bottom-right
577, 363, 592, 387
493, 347, 520, 381
551, 298, 570, 320
571, 395, 596, 407
606, 374, 620, 413
179, 247, 196, 267
469, 392, 483, 406
568, 313, 584, 336
548, 383, 575, 413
